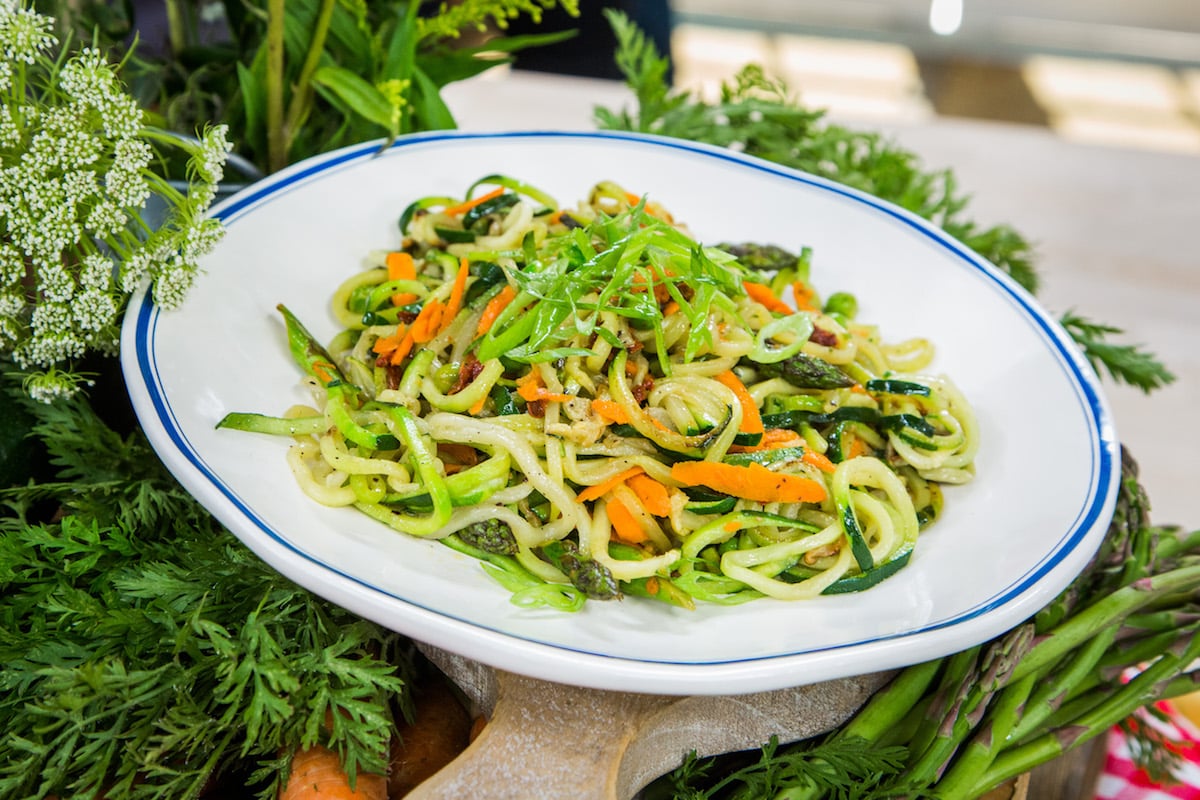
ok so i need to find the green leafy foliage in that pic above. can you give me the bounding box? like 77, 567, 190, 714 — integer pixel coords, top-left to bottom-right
46, 0, 579, 175
596, 11, 1176, 395
643, 735, 915, 800
1060, 311, 1176, 393
0, 373, 414, 800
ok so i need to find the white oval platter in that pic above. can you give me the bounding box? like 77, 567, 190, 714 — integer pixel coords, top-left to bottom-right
121, 131, 1119, 695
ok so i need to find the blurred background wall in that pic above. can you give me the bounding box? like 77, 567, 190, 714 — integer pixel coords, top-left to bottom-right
668, 0, 1200, 154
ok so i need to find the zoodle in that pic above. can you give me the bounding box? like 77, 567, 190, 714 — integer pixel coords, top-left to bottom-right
218, 176, 979, 610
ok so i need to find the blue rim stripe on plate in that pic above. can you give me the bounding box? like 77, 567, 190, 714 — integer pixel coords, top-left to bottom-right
132, 129, 1118, 666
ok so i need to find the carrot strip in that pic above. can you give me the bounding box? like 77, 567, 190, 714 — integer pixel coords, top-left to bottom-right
575, 465, 645, 504
729, 428, 805, 453
411, 300, 444, 344
714, 371, 764, 437
669, 460, 827, 504
440, 257, 470, 333
386, 251, 418, 306
372, 325, 407, 357
792, 280, 818, 311
388, 331, 415, 365
743, 281, 792, 314
591, 398, 629, 425
475, 285, 518, 336
662, 300, 680, 317
442, 186, 504, 217
515, 371, 572, 403
847, 437, 871, 459
468, 393, 487, 416
606, 497, 648, 544
802, 448, 836, 474
628, 473, 671, 517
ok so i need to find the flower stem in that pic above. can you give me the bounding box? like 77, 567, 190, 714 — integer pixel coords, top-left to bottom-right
266, 0, 287, 173
284, 0, 338, 145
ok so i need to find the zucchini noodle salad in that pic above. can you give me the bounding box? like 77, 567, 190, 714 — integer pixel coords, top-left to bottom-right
218, 175, 979, 612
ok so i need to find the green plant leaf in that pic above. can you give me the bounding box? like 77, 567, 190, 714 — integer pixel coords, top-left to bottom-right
409, 64, 457, 131
236, 61, 266, 154
312, 65, 397, 131
417, 30, 577, 87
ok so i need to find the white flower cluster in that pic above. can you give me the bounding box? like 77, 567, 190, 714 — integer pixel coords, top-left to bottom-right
0, 4, 231, 402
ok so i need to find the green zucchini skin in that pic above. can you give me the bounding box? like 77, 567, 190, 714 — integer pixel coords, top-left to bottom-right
822, 543, 913, 594
216, 412, 326, 437
865, 378, 931, 396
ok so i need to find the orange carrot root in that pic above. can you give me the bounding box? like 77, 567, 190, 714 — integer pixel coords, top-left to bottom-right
280, 745, 387, 800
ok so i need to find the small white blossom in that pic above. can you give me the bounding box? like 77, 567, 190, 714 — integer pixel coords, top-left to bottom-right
72, 287, 119, 332
105, 139, 153, 208
85, 199, 127, 236
79, 252, 115, 290
0, 286, 23, 318
2, 4, 229, 402
0, 4, 56, 64
0, 243, 23, 284
34, 259, 75, 304
23, 369, 92, 403
117, 249, 151, 295
196, 124, 232, 184
152, 257, 196, 310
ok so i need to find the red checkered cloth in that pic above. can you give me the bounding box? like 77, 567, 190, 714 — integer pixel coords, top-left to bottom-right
1095, 701, 1200, 799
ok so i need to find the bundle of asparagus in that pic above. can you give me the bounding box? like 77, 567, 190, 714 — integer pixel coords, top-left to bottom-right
649, 451, 1200, 799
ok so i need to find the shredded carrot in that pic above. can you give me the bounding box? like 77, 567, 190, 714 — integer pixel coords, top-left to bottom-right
547, 209, 565, 225
311, 361, 336, 384
850, 383, 868, 394
515, 371, 573, 404
468, 393, 487, 416
279, 744, 387, 800
442, 186, 504, 217
410, 300, 444, 344
714, 371, 764, 437
576, 465, 645, 504
388, 331, 415, 365
724, 520, 742, 533
662, 300, 680, 317
606, 497, 648, 544
847, 437, 871, 459
371, 325, 407, 357
386, 251, 418, 306
590, 398, 629, 425
669, 460, 827, 504
743, 281, 793, 314
792, 280, 818, 311
628, 473, 672, 517
475, 285, 518, 336
644, 576, 660, 595
729, 428, 805, 453
440, 257, 470, 333
515, 373, 540, 402
802, 448, 837, 474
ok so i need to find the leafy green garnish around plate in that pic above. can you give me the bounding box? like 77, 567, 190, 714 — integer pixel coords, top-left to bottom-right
595, 10, 1174, 394
0, 375, 414, 800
